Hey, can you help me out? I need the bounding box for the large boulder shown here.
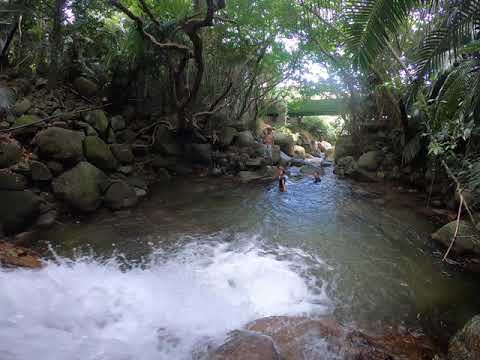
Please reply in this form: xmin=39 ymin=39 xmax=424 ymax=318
xmin=235 ymin=131 xmax=255 ymax=147
xmin=449 ymin=315 xmax=480 ymax=360
xmin=104 ymin=181 xmax=138 ymax=210
xmin=431 ymin=221 xmax=480 ymax=255
xmin=83 ymin=136 xmax=118 ymax=171
xmin=110 ymin=144 xmax=134 ymax=164
xmin=0 ymin=170 xmax=28 ymax=190
xmin=82 ymin=110 xmax=109 ymax=136
xmin=52 ymin=162 xmax=107 ymax=212
xmin=35 ymin=127 xmax=85 ymax=163
xmin=219 ymin=127 xmax=238 ymax=146
xmin=0 ymin=138 xmax=23 ymax=168
xmin=208 ymin=331 xmax=280 ymax=360
xmin=152 ymin=126 xmax=181 ymax=156
xmin=271 ymin=145 xmax=281 ymax=164
xmin=274 ymin=132 xmax=294 ymax=156
xmin=334 ymin=135 xmax=356 ymax=160
xmin=293 ymin=145 xmax=306 ymax=159
xmin=0 ymin=190 xmax=40 ymax=233
xmin=358 ymin=150 xmax=382 ymax=171
xmin=73 ymin=77 xmax=98 ymax=98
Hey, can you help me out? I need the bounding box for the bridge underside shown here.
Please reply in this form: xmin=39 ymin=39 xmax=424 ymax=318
xmin=267 ymin=99 xmax=347 ymax=117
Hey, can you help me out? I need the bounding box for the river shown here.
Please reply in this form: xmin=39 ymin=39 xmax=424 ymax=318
xmin=1 ymin=169 xmax=479 ymax=359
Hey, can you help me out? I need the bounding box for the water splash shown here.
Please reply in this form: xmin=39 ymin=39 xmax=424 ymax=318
xmin=0 ymin=239 xmax=329 ymax=360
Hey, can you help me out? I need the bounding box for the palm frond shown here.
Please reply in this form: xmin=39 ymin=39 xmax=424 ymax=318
xmin=345 ymin=0 xmax=419 ymax=71
xmin=402 ymin=133 xmax=422 ymax=164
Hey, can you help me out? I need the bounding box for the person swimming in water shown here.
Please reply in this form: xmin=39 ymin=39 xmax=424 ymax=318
xmin=278 ymin=168 xmax=287 ymax=192
xmin=314 ymin=171 xmax=321 ymax=183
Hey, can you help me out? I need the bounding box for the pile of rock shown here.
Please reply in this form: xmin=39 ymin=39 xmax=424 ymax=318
xmin=0 ymin=78 xmax=150 ymax=236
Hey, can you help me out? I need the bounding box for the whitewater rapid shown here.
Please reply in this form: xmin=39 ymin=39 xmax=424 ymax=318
xmin=0 ymin=238 xmax=330 ymax=360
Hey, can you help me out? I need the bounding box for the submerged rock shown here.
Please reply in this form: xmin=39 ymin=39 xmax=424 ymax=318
xmin=431 ymin=221 xmax=480 ymax=255
xmin=52 ymin=162 xmax=107 ymax=212
xmin=245 ymin=316 xmax=438 ymax=360
xmin=0 ymin=240 xmax=43 ymax=268
xmin=35 ymin=127 xmax=85 ymax=163
xmin=208 ymin=330 xmax=280 ymax=360
xmin=449 ymin=315 xmax=480 ymax=360
xmin=104 ymin=181 xmax=138 ymax=210
xmin=0 ymin=190 xmax=40 ymax=233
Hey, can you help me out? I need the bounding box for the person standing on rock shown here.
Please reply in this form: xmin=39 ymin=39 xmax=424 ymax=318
xmin=263 ymin=127 xmax=274 ymax=160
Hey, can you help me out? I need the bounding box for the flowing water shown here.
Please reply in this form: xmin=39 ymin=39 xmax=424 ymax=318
xmin=1 ymin=169 xmax=480 ymax=359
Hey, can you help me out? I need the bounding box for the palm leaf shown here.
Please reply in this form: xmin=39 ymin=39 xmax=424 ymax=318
xmin=345 ymin=0 xmax=419 ymax=71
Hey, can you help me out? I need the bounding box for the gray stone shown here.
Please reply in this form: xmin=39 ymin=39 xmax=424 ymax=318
xmin=0 ymin=190 xmax=40 ymax=233
xmin=52 ymin=162 xmax=107 ymax=212
xmin=0 ymin=85 xmax=16 ymax=112
xmin=110 ymin=144 xmax=134 ymax=164
xmin=235 ymin=130 xmax=255 ymax=147
xmin=83 ymin=110 xmax=109 ymax=136
xmin=449 ymin=315 xmax=480 ymax=360
xmin=74 ymin=77 xmax=98 ymax=98
xmin=35 ymin=127 xmax=85 ymax=163
xmin=104 ymin=181 xmax=138 ymax=210
xmin=358 ymin=151 xmax=381 ymax=171
xmin=219 ymin=127 xmax=238 ymax=146
xmin=0 ymin=170 xmax=28 ymax=190
xmin=246 ymin=158 xmax=263 ymax=168
xmin=110 ymin=115 xmax=126 ymax=131
xmin=0 ymin=139 xmax=23 ymax=168
xmin=13 ymin=98 xmax=32 ymax=115
xmin=83 ymin=136 xmax=118 ymax=171
xmin=275 ymin=132 xmax=295 ymax=156
xmin=293 ymin=145 xmax=306 ymax=159
xmin=30 ymin=161 xmax=52 ymax=181
xmin=432 ymin=221 xmax=480 ymax=255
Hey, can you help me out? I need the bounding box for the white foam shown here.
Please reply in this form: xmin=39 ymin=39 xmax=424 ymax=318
xmin=0 ymin=240 xmax=329 ymax=360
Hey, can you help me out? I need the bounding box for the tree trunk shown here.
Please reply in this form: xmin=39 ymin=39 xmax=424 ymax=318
xmin=48 ymin=0 xmax=66 ymax=90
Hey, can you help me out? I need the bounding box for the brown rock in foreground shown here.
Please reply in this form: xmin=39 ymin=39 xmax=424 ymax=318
xmin=244 ymin=316 xmax=440 ymax=360
xmin=209 ymin=330 xmax=281 ymax=360
xmin=0 ymin=240 xmax=43 ymax=268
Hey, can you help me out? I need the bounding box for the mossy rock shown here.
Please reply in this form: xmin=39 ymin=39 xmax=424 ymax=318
xmin=83 ymin=136 xmax=118 ymax=171
xmin=431 ymin=220 xmax=480 ymax=255
xmin=12 ymin=115 xmax=42 ymax=137
xmin=83 ymin=110 xmax=109 ymax=136
xmin=52 ymin=162 xmax=107 ymax=212
xmin=104 ymin=181 xmax=138 ymax=210
xmin=0 ymin=170 xmax=28 ymax=190
xmin=0 ymin=139 xmax=23 ymax=168
xmin=74 ymin=77 xmax=98 ymax=98
xmin=35 ymin=127 xmax=85 ymax=163
xmin=110 ymin=144 xmax=134 ymax=164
